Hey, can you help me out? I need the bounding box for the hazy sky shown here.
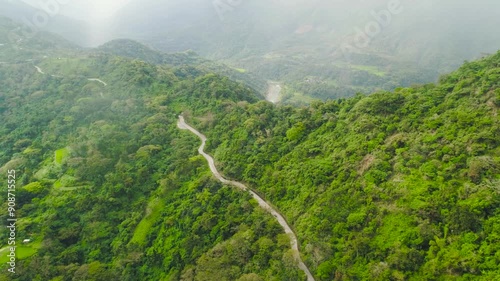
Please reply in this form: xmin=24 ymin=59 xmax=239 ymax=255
xmin=21 ymin=0 xmax=132 ymax=20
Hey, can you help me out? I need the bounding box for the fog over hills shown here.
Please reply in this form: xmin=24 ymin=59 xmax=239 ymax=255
xmin=0 ymin=0 xmax=90 ymax=44
xmin=2 ymin=0 xmax=500 ymax=100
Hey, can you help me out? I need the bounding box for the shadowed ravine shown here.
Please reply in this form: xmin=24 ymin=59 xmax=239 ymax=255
xmin=177 ymin=115 xmax=315 ymax=281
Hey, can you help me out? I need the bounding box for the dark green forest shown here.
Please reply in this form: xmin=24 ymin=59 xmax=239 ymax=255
xmin=0 ymin=16 xmax=500 ymax=281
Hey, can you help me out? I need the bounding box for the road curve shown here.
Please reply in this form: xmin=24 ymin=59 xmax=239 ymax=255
xmin=33 ymin=65 xmax=108 ymax=87
xmin=34 ymin=65 xmax=45 ymax=74
xmin=88 ymin=78 xmax=108 ymax=86
xmin=177 ymin=115 xmax=315 ymax=281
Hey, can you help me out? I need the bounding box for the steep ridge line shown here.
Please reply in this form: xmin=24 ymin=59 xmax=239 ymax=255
xmin=177 ymin=115 xmax=315 ymax=281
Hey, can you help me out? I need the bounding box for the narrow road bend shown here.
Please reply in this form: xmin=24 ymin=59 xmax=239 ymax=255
xmin=177 ymin=115 xmax=315 ymax=281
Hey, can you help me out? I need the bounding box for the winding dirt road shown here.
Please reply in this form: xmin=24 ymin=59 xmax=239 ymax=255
xmin=177 ymin=115 xmax=315 ymax=281
xmin=34 ymin=65 xmax=45 ymax=74
xmin=33 ymin=66 xmax=108 ymax=86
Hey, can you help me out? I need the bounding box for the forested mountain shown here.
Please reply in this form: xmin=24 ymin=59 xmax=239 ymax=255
xmin=3 ymin=1 xmax=499 ymax=101
xmin=199 ymin=54 xmax=500 ymax=279
xmin=100 ymin=0 xmax=500 ymax=101
xmin=0 ymin=17 xmax=303 ymax=281
xmin=0 ymin=16 xmax=77 ymax=62
xmin=1 ymin=16 xmax=500 ymax=281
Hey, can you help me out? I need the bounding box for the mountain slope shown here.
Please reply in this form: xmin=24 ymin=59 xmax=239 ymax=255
xmin=95 ymin=39 xmax=268 ymax=94
xmin=193 ymin=52 xmax=500 ymax=280
xmin=0 ymin=21 xmax=308 ymax=281
xmin=0 ymin=0 xmax=90 ymax=46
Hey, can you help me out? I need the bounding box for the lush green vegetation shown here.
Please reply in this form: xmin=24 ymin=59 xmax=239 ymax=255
xmin=1 ymin=16 xmax=499 ymax=281
xmin=96 ymin=39 xmax=267 ymax=95
xmin=196 ymin=52 xmax=500 ymax=280
xmin=0 ymin=18 xmax=300 ymax=280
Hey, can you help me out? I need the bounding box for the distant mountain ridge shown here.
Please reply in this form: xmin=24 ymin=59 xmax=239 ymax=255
xmin=95 ymin=38 xmax=267 ymax=94
xmin=2 ymin=1 xmax=499 ymax=102
xmin=0 ymin=0 xmax=92 ymax=46
xmin=102 ymin=0 xmax=500 ymax=101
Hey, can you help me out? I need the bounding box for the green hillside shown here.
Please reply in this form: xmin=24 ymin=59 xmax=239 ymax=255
xmin=0 ymin=20 xmax=300 ymax=280
xmin=199 ymin=52 xmax=500 ymax=280
xmin=0 ymin=17 xmax=499 ymax=281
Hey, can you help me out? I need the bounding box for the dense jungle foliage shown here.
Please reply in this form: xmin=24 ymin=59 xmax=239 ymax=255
xmin=0 ymin=18 xmax=302 ymax=280
xmin=197 ymin=52 xmax=500 ymax=280
xmin=1 ymin=16 xmax=500 ymax=281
